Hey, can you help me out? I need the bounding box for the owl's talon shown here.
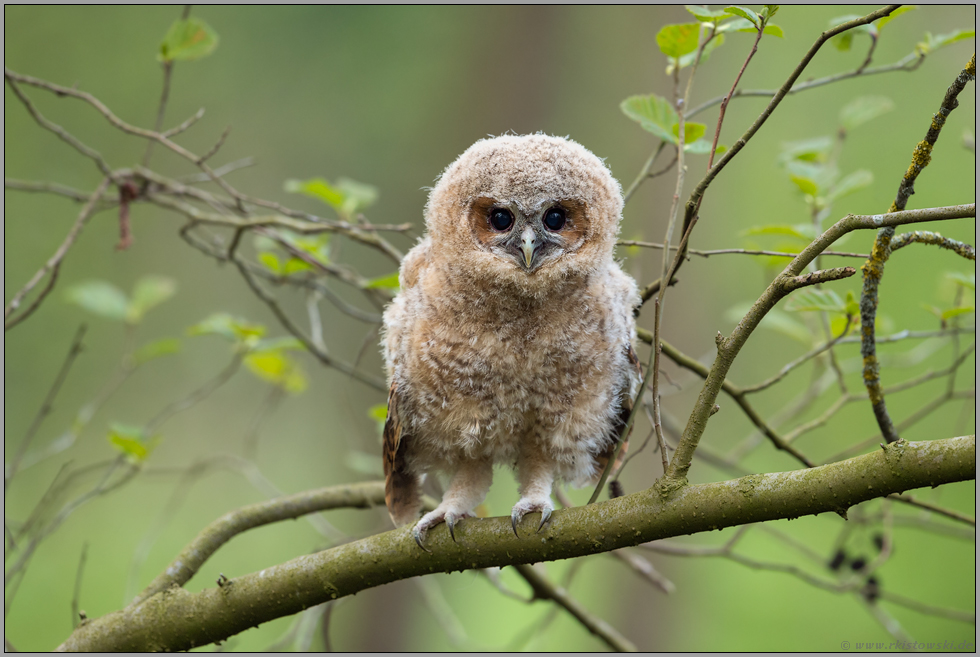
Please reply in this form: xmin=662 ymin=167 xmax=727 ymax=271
xmin=412 ymin=525 xmax=432 ymax=553
xmin=511 ymin=512 xmax=521 ymax=538
xmin=446 ymin=513 xmax=458 ymax=542
xmin=536 ymin=507 xmax=552 ymax=533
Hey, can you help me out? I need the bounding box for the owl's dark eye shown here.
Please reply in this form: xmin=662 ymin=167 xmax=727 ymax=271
xmin=489 ymin=208 xmax=514 ymax=231
xmin=543 ymin=206 xmax=566 ymax=231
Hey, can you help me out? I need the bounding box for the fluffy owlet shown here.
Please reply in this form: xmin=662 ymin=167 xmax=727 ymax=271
xmin=381 ymin=134 xmax=640 ymax=547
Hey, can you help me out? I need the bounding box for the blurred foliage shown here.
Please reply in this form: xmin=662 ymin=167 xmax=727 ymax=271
xmin=4 ymin=5 xmax=975 ymax=652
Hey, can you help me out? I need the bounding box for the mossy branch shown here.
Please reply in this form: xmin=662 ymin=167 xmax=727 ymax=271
xmin=859 ymin=53 xmax=975 ymax=445
xmin=58 ymin=435 xmax=974 ymax=652
xmin=664 ymin=203 xmax=974 ymax=482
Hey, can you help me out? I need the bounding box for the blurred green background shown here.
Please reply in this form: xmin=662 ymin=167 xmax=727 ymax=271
xmin=5 ymin=5 xmax=975 ymax=651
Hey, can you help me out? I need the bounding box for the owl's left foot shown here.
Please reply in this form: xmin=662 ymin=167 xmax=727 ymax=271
xmin=412 ymin=508 xmax=474 ymax=551
xmin=510 ymin=497 xmax=554 ymax=537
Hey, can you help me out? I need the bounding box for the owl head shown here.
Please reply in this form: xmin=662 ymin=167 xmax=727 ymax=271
xmin=424 ymin=134 xmax=624 ymax=296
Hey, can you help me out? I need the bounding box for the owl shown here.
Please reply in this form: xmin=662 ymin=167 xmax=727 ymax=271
xmin=381 ymin=134 xmax=640 ymax=548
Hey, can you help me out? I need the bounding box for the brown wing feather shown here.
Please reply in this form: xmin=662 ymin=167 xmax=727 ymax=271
xmin=594 ymin=343 xmax=641 ymax=479
xmin=383 ymin=381 xmax=422 ymax=526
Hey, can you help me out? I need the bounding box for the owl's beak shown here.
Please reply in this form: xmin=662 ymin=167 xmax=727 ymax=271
xmin=520 ymin=225 xmax=537 ymax=269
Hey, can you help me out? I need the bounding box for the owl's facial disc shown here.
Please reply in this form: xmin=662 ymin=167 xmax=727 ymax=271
xmin=469 ymin=197 xmax=588 ymax=274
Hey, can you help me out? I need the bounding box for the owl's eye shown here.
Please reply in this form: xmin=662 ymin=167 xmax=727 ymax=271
xmin=489 ymin=208 xmax=515 ymax=231
xmin=543 ymin=206 xmax=566 ymax=231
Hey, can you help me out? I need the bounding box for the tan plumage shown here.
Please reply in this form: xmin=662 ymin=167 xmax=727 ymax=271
xmin=382 ymin=134 xmax=640 ymax=545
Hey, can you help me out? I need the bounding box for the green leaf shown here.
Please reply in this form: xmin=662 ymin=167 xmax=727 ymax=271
xmin=333 ymin=178 xmax=379 ymax=216
xmin=829 ymin=314 xmax=856 ymax=337
xmin=244 ymin=349 xmax=307 ymax=393
xmin=65 ymin=281 xmax=130 ymax=321
xmin=134 ymin=338 xmax=181 ymax=365
xmin=656 ymin=23 xmax=702 ymax=58
xmin=188 ymin=313 xmax=266 ymax=343
xmin=259 ymin=252 xmax=281 ymax=274
xmin=724 ymin=6 xmax=759 ymax=27
xmin=845 ymin=290 xmax=860 ymax=317
xmin=839 ymin=96 xmax=894 ymax=131
xmin=919 ymin=29 xmax=975 ymax=54
xmin=108 ymin=424 xmax=159 ymax=462
xmin=621 ymin=94 xmax=679 ymax=143
xmin=285 ymin=177 xmax=377 ymax=216
xmin=743 ymin=224 xmax=816 ymax=241
xmin=673 ymin=121 xmax=706 ymax=144
xmin=785 ymin=289 xmax=847 ymax=314
xmin=727 ymin=305 xmax=812 ymax=344
xmin=128 ymin=275 xmax=176 ymax=323
xmin=941 ymin=306 xmax=975 ymax=321
xmin=673 ymin=33 xmax=726 ymax=72
xmin=282 ymin=258 xmax=313 ymax=275
xmin=762 ymin=5 xmax=780 ymax=21
xmin=946 ymin=272 xmax=975 ymax=291
xmin=779 ymin=137 xmax=833 ymax=164
xmin=365 ymin=271 xmax=401 ymax=291
xmin=683 ymin=139 xmax=714 ymax=154
xmin=285 ymin=178 xmax=344 ymax=208
xmin=368 ymin=403 xmax=388 ymax=436
xmin=761 ymin=24 xmax=783 ymax=37
xmin=789 ymin=175 xmax=818 ymax=196
xmin=158 ymin=18 xmax=219 ymax=63
xmin=828 ymin=15 xmax=877 ymax=51
xmin=875 ymin=5 xmax=916 ymax=30
xmin=685 ymin=5 xmax=729 ymax=21
xmin=828 ymin=170 xmax=873 ymax=202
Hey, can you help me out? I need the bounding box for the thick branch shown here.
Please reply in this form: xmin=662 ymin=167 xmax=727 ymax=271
xmin=58 ymin=436 xmax=975 ymax=651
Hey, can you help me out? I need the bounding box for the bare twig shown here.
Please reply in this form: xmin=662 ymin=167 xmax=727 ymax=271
xmin=5 ymin=325 xmax=86 ymax=493
xmin=71 ymin=543 xmax=89 ymax=629
xmin=5 ymin=178 xmax=112 ymax=329
xmin=617 ymin=240 xmax=868 ymax=259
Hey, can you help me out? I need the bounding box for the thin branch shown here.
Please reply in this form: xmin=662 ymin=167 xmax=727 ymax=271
xmin=143 ymin=354 xmax=243 ymax=435
xmin=5 ymin=325 xmax=87 ymax=492
xmin=617 ymin=240 xmax=868 ymax=259
xmin=707 ymin=19 xmax=764 ymax=171
xmin=5 ymin=178 xmax=112 ymax=329
xmin=70 ymin=543 xmax=89 ymax=629
xmin=514 ymin=563 xmax=637 ymax=652
xmin=685 ymin=50 xmax=926 ymax=119
xmin=887 ymin=493 xmax=975 ymax=527
xmin=889 ymin=230 xmax=976 ymax=260
xmin=4 ymin=74 xmax=114 ymax=178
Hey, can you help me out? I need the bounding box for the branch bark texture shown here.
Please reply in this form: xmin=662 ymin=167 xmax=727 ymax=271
xmin=58 ymin=435 xmax=975 ymax=651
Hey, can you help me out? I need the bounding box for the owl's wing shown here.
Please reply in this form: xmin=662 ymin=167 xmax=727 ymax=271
xmin=594 ymin=343 xmax=642 ymax=479
xmin=383 ymin=381 xmax=421 ymax=526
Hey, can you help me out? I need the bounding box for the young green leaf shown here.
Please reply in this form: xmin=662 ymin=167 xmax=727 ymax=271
xmin=875 ymin=5 xmax=916 ymax=30
xmin=282 ymin=258 xmax=313 ymax=275
xmin=621 ymin=94 xmax=679 ymax=143
xmin=779 ymin=137 xmax=833 ymax=164
xmin=188 ymin=313 xmax=266 ymax=343
xmin=258 ymin=252 xmax=282 ymax=274
xmin=724 ymin=6 xmax=760 ymax=28
xmin=683 ymin=139 xmax=715 ymax=154
xmin=685 ymin=5 xmax=729 ymax=22
xmin=365 ymin=271 xmax=401 ymax=291
xmin=134 ymin=338 xmax=181 ymax=365
xmin=672 ymin=122 xmax=707 ymax=144
xmin=918 ymin=29 xmax=976 ymax=54
xmin=333 ymin=178 xmax=379 ymax=215
xmin=789 ymin=175 xmax=818 ymax=196
xmin=785 ymin=289 xmax=847 ymax=314
xmin=839 ymin=96 xmax=894 ymax=131
xmin=368 ymin=403 xmax=388 ymax=435
xmin=108 ymin=424 xmax=160 ymax=463
xmin=727 ymin=305 xmax=813 ymax=344
xmin=128 ymin=275 xmax=176 ymax=323
xmin=672 ymin=33 xmax=726 ymax=72
xmin=244 ymin=349 xmax=307 ymax=393
xmin=946 ymin=272 xmax=975 ymax=291
xmin=65 ymin=281 xmax=130 ymax=321
xmin=158 ymin=18 xmax=219 ymax=63
xmin=845 ymin=291 xmax=861 ymax=317
xmin=743 ymin=224 xmax=816 ymax=241
xmin=828 ymin=170 xmax=873 ymax=202
xmin=285 ymin=178 xmax=344 ymax=208
xmin=253 ymin=336 xmax=306 ymax=352
xmin=656 ymin=23 xmax=702 ymax=58
xmin=941 ymin=306 xmax=975 ymax=321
